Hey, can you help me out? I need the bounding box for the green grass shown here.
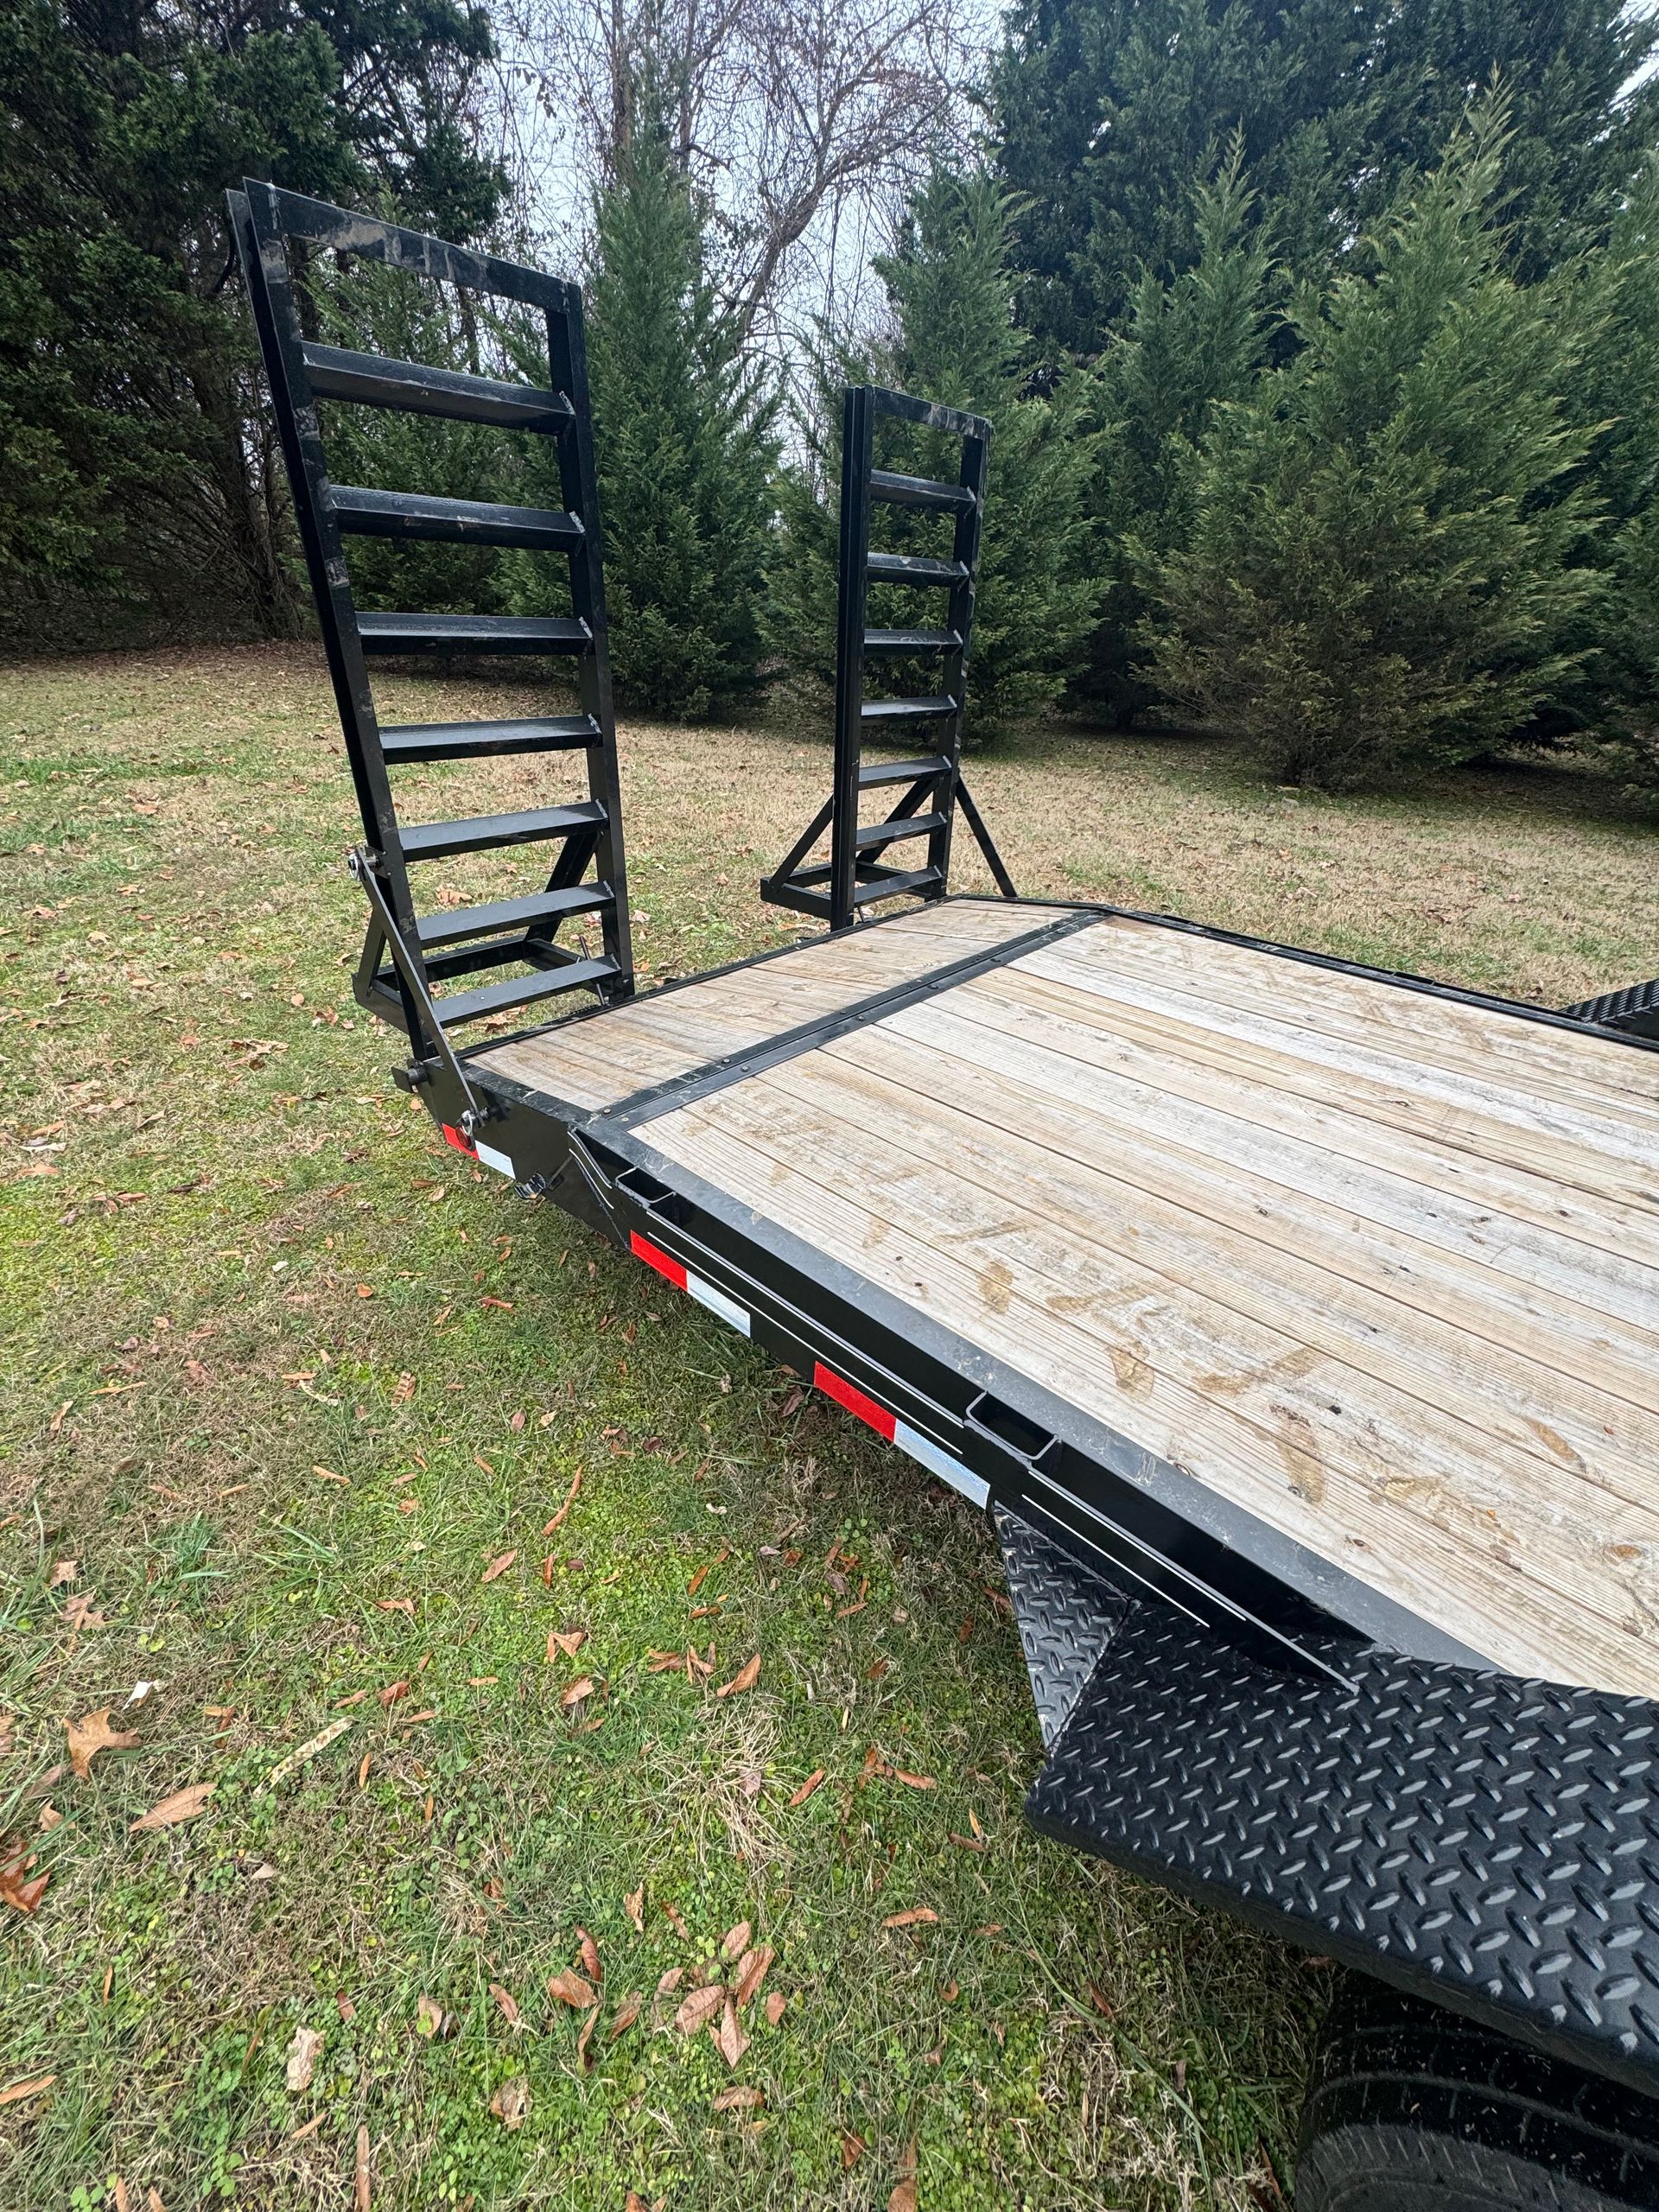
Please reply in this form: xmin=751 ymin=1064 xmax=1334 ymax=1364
xmin=4 ymin=645 xmax=1654 ymax=2211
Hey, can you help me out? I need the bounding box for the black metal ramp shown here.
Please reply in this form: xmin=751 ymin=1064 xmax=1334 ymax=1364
xmin=1564 ymin=976 xmax=1659 ymax=1039
xmin=996 ymin=1509 xmax=1659 ymax=2098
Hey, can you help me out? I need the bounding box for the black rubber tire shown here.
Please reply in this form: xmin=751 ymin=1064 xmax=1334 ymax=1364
xmin=1296 ymin=1977 xmax=1659 ymax=2212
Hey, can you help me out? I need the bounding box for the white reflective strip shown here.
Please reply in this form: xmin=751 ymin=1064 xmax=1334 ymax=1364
xmin=474 ymin=1140 xmax=515 ymax=1178
xmin=687 ymin=1272 xmax=751 ymax=1338
xmin=894 ymin=1418 xmax=988 ymax=1507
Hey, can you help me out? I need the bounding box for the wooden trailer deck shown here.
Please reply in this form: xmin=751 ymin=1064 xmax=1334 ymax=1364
xmin=481 ymin=898 xmax=1659 ymax=1703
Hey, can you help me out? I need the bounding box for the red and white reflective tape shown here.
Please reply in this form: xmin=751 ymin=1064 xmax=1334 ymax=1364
xmin=441 ymin=1122 xmax=515 ymax=1179
xmin=630 ymin=1231 xmax=751 ymax=1338
xmin=812 ymin=1362 xmax=988 ymax=1508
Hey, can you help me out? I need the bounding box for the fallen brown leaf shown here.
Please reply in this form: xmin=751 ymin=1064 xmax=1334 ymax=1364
xmin=547 ymin=1629 xmax=586 ymax=1661
xmin=542 ymin=1469 xmax=581 ymax=1534
xmin=48 ymin=1559 xmax=77 ymax=1589
xmin=787 ymin=1769 xmax=824 ymax=1808
xmin=576 ymin=2003 xmax=601 ymax=2070
xmin=624 ymin=1882 xmax=645 ymax=1934
xmin=891 ymin=1771 xmax=936 ymax=1790
xmin=720 ymin=1920 xmax=752 ymax=1963
xmin=284 ymin=2025 xmax=324 ymax=2093
xmin=575 ymin=1927 xmax=602 ymax=1984
xmin=559 ymin=1676 xmax=596 ymax=1713
xmin=490 ymin=1983 xmax=522 ymax=2029
xmin=656 ymin=1967 xmax=684 ymax=1997
xmin=354 ymin=2122 xmax=371 ymax=2211
xmin=714 ymin=2085 xmax=764 ymax=2112
xmin=64 ymin=1707 xmax=141 ymax=1781
xmin=715 ymin=1654 xmax=760 ymax=1699
xmin=480 ymin=1550 xmax=516 ymax=1585
xmin=889 ymin=2181 xmax=918 ymax=2212
xmin=1086 ymin=1981 xmax=1115 ymax=2018
xmin=490 ymin=2075 xmax=530 ymax=2129
xmin=765 ymin=1989 xmax=786 ymax=2026
xmin=672 ymin=1985 xmax=724 ymax=2034
xmin=661 ymin=1899 xmax=689 ymax=1938
xmin=882 ymin=1908 xmax=938 ymax=1929
xmin=415 ymin=1994 xmax=456 ymax=2040
xmin=841 ymin=2130 xmax=867 ymax=2169
xmin=0 ymin=1845 xmax=48 ymax=1916
xmin=547 ymin=1967 xmax=598 ymax=2009
xmin=734 ymin=1946 xmax=774 ymax=2009
xmin=0 ymin=2075 xmax=54 ymax=2107
xmin=608 ymin=1990 xmax=644 ymax=2040
xmin=710 ymin=1992 xmax=749 ymax=2069
xmin=130 ymin=1782 xmax=214 ymax=1832
xmin=392 ymin=1372 xmax=416 ymax=1402
xmin=378 ymin=1680 xmax=409 ymax=1708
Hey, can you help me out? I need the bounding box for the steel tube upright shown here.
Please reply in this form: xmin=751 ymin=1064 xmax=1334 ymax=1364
xmin=828 ymin=388 xmax=876 ymax=931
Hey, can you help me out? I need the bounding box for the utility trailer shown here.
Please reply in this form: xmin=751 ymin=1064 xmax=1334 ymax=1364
xmin=234 ymin=184 xmax=1659 ymax=2208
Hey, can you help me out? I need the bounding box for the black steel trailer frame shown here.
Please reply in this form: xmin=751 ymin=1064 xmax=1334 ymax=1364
xmin=236 ymin=184 xmax=1659 ymax=2203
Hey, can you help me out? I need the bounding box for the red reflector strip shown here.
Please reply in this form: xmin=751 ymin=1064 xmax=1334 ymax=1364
xmin=813 ymin=1362 xmax=896 ymax=1442
xmin=630 ymin=1230 xmax=688 ymax=1291
xmin=441 ymin=1122 xmax=476 ymax=1158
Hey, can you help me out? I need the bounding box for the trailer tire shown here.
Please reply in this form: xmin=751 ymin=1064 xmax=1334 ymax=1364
xmin=1296 ymin=1977 xmax=1659 ymax=2212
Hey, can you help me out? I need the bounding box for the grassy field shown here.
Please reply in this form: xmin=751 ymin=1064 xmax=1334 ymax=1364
xmin=3 ymin=644 xmax=1656 ymax=2212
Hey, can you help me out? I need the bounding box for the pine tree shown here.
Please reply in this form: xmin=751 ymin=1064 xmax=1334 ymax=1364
xmin=512 ymin=97 xmax=777 ymax=721
xmin=768 ymin=164 xmax=1100 ymax=735
xmin=0 ymin=0 xmax=503 ymax=639
xmin=1564 ymin=160 xmax=1659 ymax=790
xmin=1147 ymin=106 xmax=1605 ymax=789
xmin=989 ymin=0 xmax=1659 ymax=360
xmin=1084 ymin=138 xmax=1273 ymax=722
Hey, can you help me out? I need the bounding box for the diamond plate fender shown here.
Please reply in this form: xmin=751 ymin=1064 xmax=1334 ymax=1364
xmin=1024 ymin=1598 xmax=1659 ymax=2097
xmin=995 ymin=1505 xmax=1130 ymax=1746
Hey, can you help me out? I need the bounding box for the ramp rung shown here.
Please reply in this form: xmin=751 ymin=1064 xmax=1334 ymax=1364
xmin=380 ymin=717 xmax=598 ymax=764
xmin=855 ymin=811 xmax=947 ymax=850
xmin=331 ymin=485 xmax=582 ymax=551
xmin=861 ymin=696 xmax=957 ymax=723
xmin=864 ymin=627 xmax=961 ymax=654
xmin=399 ymin=800 xmax=606 ymax=861
xmin=301 ymin=341 xmax=572 ymax=431
xmin=858 ymin=755 xmax=952 ymax=789
xmin=869 ymin=468 xmax=975 ymax=515
xmin=430 ymin=956 xmax=618 ymax=1027
xmin=415 ymin=884 xmax=612 ymax=949
xmin=358 ymin=613 xmax=590 ymax=657
xmin=868 ymin=552 xmax=969 ymax=588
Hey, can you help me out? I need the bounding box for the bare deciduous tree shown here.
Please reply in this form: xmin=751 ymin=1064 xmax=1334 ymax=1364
xmin=492 ymin=0 xmax=973 ymax=352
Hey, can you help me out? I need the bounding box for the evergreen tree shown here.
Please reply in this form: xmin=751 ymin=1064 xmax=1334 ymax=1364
xmin=1562 ymin=161 xmax=1659 ymax=789
xmin=514 ymin=99 xmax=777 ymax=720
xmin=1147 ymin=109 xmax=1604 ymax=789
xmin=0 ymin=0 xmax=503 ymax=639
xmin=988 ymin=0 xmax=1659 ymax=361
xmin=768 ymin=164 xmax=1100 ymax=734
xmin=1084 ymin=138 xmax=1273 ymax=722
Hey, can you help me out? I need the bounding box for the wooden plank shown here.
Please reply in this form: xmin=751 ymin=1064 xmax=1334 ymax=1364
xmin=479 ymin=897 xmax=1037 ymax=1103
xmin=1058 ymin=918 xmax=1659 ymax=1126
xmin=1012 ymin=944 xmax=1656 ymax=1211
xmin=829 ymin=1017 xmax=1659 ymax=1471
xmin=647 ymin=1092 xmax=1659 ymax=1699
xmin=919 ymin=973 xmax=1659 ymax=1338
